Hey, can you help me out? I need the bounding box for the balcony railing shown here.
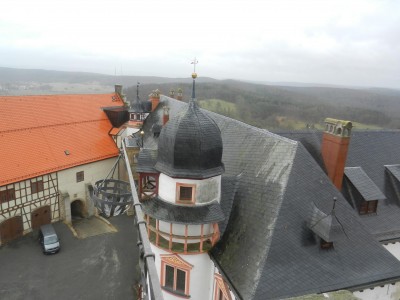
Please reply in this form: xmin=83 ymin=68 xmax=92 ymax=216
xmin=122 ymin=140 xmax=164 ymax=300
xmin=146 ymin=216 xmax=215 ymax=254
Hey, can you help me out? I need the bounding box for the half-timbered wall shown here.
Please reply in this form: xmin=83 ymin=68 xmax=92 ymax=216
xmin=0 ymin=173 xmax=60 ymax=235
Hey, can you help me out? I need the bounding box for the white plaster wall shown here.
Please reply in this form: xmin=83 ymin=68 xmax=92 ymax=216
xmin=126 ymin=127 xmax=140 ymax=137
xmin=57 ymin=158 xmax=116 ymax=204
xmin=152 ymin=245 xmax=215 ymax=300
xmin=158 ymin=173 xmax=221 ymax=204
xmin=353 ymin=282 xmax=400 ymax=300
xmin=384 ymin=242 xmax=400 ymax=261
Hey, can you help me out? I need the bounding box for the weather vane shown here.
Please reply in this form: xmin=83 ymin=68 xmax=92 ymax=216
xmin=191 ymin=57 xmax=198 ymax=73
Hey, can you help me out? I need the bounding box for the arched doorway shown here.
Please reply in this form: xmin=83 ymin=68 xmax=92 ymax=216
xmin=31 ymin=206 xmax=51 ymax=229
xmin=71 ymin=200 xmax=85 ymax=219
xmin=0 ymin=216 xmax=23 ymax=244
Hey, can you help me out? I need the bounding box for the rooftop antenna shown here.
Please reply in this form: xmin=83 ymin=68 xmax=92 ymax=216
xmin=190 ymin=57 xmax=198 ymax=100
xmin=137 ymin=81 xmax=140 ymax=100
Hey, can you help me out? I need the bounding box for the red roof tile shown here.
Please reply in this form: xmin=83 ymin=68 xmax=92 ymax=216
xmin=0 ymin=93 xmax=124 ymax=186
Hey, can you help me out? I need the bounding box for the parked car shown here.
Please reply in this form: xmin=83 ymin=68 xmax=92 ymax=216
xmin=38 ymin=224 xmax=60 ymax=254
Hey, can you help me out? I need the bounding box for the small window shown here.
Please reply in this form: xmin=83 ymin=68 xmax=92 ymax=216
xmin=320 ymin=238 xmax=334 ymax=250
xmin=176 ymin=183 xmax=196 ymax=204
xmin=0 ymin=188 xmax=15 ymax=203
xmin=130 ymin=113 xmax=135 ymax=121
xmin=31 ymin=180 xmax=44 ymax=194
xmin=359 ymin=200 xmax=378 ymax=215
xmin=76 ymin=171 xmax=84 ymax=183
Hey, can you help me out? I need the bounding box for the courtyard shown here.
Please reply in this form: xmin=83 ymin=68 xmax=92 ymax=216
xmin=0 ymin=214 xmax=139 ymax=300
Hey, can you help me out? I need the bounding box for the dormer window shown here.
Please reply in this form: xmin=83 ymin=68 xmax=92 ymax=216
xmin=359 ymin=200 xmax=378 ymax=215
xmin=320 ymin=238 xmax=334 ymax=250
xmin=344 ymin=167 xmax=385 ymax=216
xmin=176 ymin=183 xmax=196 ymax=204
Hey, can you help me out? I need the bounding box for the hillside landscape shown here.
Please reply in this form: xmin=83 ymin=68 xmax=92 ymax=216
xmin=2 ymin=67 xmax=400 ymax=130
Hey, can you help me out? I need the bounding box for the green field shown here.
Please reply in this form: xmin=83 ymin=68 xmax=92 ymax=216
xmin=199 ymin=99 xmax=238 ymax=119
xmin=199 ymin=99 xmax=382 ymax=131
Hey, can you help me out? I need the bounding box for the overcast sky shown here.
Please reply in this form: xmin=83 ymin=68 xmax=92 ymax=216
xmin=1 ymin=0 xmax=399 ymax=88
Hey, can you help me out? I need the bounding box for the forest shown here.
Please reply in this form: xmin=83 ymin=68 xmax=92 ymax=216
xmin=125 ymin=80 xmax=400 ymax=130
xmin=2 ymin=67 xmax=399 ymax=130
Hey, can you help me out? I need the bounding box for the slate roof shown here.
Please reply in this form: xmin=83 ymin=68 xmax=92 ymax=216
xmin=154 ymin=99 xmax=225 ymax=179
xmin=278 ymin=130 xmax=400 ymax=241
xmin=137 ymin=149 xmax=158 ymax=173
xmin=385 ymin=164 xmax=400 ymax=182
xmin=0 ymin=93 xmax=122 ymax=186
xmin=129 ymin=95 xmax=147 ymax=113
xmin=139 ymin=98 xmax=400 ymax=299
xmin=141 ymin=196 xmax=225 ymax=225
xmin=344 ymin=167 xmax=386 ymax=201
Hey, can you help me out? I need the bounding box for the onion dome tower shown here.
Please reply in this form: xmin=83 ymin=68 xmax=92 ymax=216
xmin=141 ymin=60 xmax=226 ymax=299
xmin=154 ymin=79 xmax=224 ymax=179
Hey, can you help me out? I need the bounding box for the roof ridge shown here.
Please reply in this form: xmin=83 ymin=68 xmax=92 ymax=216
xmin=0 ymin=92 xmax=117 ymax=99
xmin=0 ymin=119 xmax=108 ymax=134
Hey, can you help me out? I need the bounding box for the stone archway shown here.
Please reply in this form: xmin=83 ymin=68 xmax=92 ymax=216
xmin=0 ymin=216 xmax=23 ymax=244
xmin=31 ymin=206 xmax=51 ymax=229
xmin=71 ymin=199 xmax=86 ymax=219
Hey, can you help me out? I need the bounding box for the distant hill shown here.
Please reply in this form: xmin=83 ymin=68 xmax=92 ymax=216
xmin=0 ymin=67 xmax=216 ymax=94
xmin=2 ymin=66 xmax=400 ymax=130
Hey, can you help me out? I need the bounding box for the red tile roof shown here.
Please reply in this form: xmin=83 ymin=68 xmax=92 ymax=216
xmin=0 ymin=93 xmax=124 ymax=186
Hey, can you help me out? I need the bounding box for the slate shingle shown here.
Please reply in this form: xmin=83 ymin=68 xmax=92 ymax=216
xmin=344 ymin=167 xmax=386 ymax=201
xmin=140 ymin=98 xmax=400 ymax=299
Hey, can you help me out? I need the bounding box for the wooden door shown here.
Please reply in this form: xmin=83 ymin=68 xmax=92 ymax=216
xmin=0 ymin=216 xmax=23 ymax=244
xmin=31 ymin=205 xmax=51 ymax=229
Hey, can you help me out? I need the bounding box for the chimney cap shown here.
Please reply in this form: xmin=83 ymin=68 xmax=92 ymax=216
xmin=324 ymin=118 xmax=352 ymax=129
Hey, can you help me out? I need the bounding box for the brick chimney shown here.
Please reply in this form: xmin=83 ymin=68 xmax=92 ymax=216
xmin=163 ymin=106 xmax=170 ymax=125
xmin=176 ymin=88 xmax=183 ymax=101
xmin=149 ymin=89 xmax=161 ymax=112
xmin=321 ymin=118 xmax=353 ymax=190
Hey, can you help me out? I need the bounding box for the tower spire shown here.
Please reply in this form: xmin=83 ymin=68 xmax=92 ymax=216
xmin=191 ymin=58 xmax=198 ymax=100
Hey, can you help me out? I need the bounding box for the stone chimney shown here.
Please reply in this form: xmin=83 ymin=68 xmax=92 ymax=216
xmin=114 ymin=84 xmax=128 ymax=105
xmin=321 ymin=118 xmax=353 ymax=190
xmin=163 ymin=106 xmax=170 ymax=125
xmin=176 ymin=88 xmax=183 ymax=101
xmin=149 ymin=89 xmax=161 ymax=112
xmin=115 ymin=84 xmax=122 ymax=95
